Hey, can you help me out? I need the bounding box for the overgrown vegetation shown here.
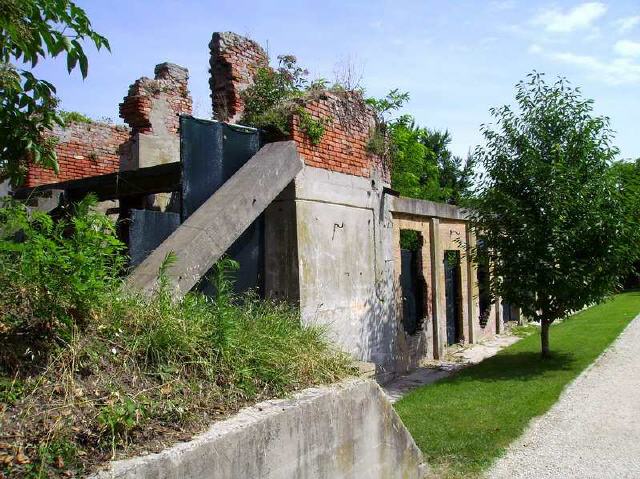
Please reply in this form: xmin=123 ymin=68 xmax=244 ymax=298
xmin=240 ymin=54 xmax=331 ymax=143
xmin=0 ymin=0 xmax=109 ymax=185
xmin=610 ymin=157 xmax=640 ymax=288
xmin=396 ymin=292 xmax=640 ymax=478
xmin=0 ymin=197 xmax=353 ymax=478
xmin=58 ymin=110 xmax=92 ymax=126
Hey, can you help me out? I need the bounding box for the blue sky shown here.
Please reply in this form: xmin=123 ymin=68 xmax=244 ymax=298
xmin=32 ymin=1 xmax=640 ymax=159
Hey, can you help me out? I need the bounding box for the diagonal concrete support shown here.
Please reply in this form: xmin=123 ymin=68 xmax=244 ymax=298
xmin=127 ymin=141 xmax=303 ymax=297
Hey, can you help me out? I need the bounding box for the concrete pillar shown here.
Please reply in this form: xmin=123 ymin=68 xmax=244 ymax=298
xmin=495 ymin=299 xmax=504 ymax=334
xmin=429 ymin=217 xmax=445 ymax=359
xmin=465 ymin=227 xmax=477 ymax=344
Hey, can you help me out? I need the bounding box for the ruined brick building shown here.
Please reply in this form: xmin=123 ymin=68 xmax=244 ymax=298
xmin=13 ymin=32 xmax=514 ymax=379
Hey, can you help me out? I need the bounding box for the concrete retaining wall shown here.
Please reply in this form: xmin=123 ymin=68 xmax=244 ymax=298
xmin=91 ymin=379 xmax=426 ymax=479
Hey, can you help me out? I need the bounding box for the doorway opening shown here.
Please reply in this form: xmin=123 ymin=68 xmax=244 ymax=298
xmin=444 ymin=250 xmax=463 ymax=345
xmin=399 ymin=230 xmax=426 ymax=335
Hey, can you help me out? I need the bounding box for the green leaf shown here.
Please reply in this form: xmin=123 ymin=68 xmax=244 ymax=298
xmin=66 ymin=52 xmax=78 ymax=73
xmin=78 ymin=52 xmax=88 ymax=78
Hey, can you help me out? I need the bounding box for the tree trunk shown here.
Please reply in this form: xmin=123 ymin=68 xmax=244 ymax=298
xmin=541 ymin=318 xmax=551 ymax=358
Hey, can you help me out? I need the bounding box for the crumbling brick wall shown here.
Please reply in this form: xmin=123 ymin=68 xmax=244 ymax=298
xmin=291 ymin=92 xmax=387 ymax=182
xmin=209 ymin=32 xmax=268 ymax=123
xmin=209 ymin=32 xmax=387 ymax=183
xmin=119 ymin=63 xmax=192 ymax=170
xmin=119 ymin=63 xmax=192 ymax=136
xmin=23 ymin=62 xmax=192 ymax=187
xmin=26 ymin=122 xmax=130 ymax=187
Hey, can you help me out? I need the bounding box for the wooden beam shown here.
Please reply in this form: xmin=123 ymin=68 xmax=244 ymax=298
xmin=13 ymin=162 xmax=181 ymax=202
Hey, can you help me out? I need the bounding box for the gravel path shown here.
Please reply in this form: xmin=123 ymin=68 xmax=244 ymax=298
xmin=487 ymin=315 xmax=640 ymax=479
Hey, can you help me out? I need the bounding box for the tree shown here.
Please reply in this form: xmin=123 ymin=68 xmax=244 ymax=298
xmin=389 ymin=119 xmax=475 ymax=205
xmin=470 ymin=73 xmax=638 ymax=357
xmin=0 ymin=0 xmax=109 ymax=185
xmin=388 ymin=116 xmax=441 ymax=201
xmin=610 ymin=158 xmax=640 ymax=288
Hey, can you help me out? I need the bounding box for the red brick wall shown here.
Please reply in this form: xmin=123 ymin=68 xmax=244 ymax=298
xmin=26 ymin=122 xmax=130 ymax=187
xmin=291 ymin=91 xmax=388 ymax=182
xmin=209 ymin=32 xmax=268 ymax=123
xmin=25 ymin=62 xmax=192 ymax=187
xmin=208 ymin=32 xmax=386 ymax=182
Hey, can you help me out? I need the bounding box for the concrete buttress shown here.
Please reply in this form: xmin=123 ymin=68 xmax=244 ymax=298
xmin=126 ymin=141 xmax=303 ymax=297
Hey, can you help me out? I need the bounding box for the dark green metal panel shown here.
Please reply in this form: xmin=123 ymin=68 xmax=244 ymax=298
xmin=400 ymin=249 xmax=423 ymax=336
xmin=179 ymin=116 xmax=264 ymax=295
xmin=129 ymin=209 xmax=181 ymax=267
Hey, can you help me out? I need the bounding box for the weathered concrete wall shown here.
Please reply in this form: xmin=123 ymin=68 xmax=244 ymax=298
xmin=275 ymin=166 xmax=401 ymax=379
xmin=91 ymin=379 xmax=426 ymax=479
xmin=265 ymin=166 xmax=496 ymax=377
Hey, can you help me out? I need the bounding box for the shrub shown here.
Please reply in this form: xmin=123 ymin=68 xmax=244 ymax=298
xmin=58 ymin=110 xmax=93 ymax=125
xmin=0 ymin=195 xmax=125 ymax=366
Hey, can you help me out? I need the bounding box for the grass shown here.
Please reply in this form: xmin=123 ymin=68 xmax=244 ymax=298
xmin=1 ymin=283 xmax=354 ymax=478
xmin=394 ymin=291 xmax=640 ymax=478
xmin=0 ymin=197 xmax=354 ymax=478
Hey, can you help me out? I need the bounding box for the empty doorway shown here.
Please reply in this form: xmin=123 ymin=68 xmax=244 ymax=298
xmin=399 ymin=230 xmax=425 ymax=335
xmin=444 ymin=250 xmax=462 ymax=345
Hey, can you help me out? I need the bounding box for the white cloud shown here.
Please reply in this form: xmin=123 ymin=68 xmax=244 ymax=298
xmin=533 ymin=2 xmax=607 ymax=33
xmin=490 ymin=0 xmax=516 ymax=11
xmin=614 ymin=40 xmax=640 ymax=57
xmin=529 ymin=43 xmax=543 ymax=54
xmin=615 ymin=16 xmax=640 ymax=34
xmin=550 ymin=51 xmax=640 ymax=84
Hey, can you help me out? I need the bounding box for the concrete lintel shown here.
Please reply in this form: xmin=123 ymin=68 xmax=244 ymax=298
xmin=391 ymin=196 xmax=467 ymax=221
xmin=126 ymin=141 xmax=303 ymax=297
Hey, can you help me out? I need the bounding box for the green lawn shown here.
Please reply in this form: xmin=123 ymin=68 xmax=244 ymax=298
xmin=394 ymin=291 xmax=640 ymax=478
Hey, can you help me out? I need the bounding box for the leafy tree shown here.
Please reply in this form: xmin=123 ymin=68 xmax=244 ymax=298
xmin=0 ymin=0 xmax=109 ymax=185
xmin=423 ymin=129 xmax=475 ymax=205
xmin=470 ymin=73 xmax=638 ymax=357
xmin=610 ymin=158 xmax=640 ymax=288
xmin=389 ymin=116 xmax=441 ymax=201
xmin=387 ymin=117 xmax=475 ymax=205
xmin=368 ymin=90 xmax=475 ymax=206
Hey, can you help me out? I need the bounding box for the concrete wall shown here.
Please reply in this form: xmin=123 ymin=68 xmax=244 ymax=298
xmin=264 ymin=166 xmax=500 ymax=378
xmin=91 ymin=379 xmax=426 ymax=479
xmin=266 ymin=166 xmax=402 ymax=379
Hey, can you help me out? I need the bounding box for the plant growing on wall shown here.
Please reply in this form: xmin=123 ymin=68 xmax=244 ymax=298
xmin=240 ymin=55 xmax=332 ymax=144
xmin=470 ymin=72 xmax=639 ymax=357
xmin=0 ymin=0 xmax=110 ymax=185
